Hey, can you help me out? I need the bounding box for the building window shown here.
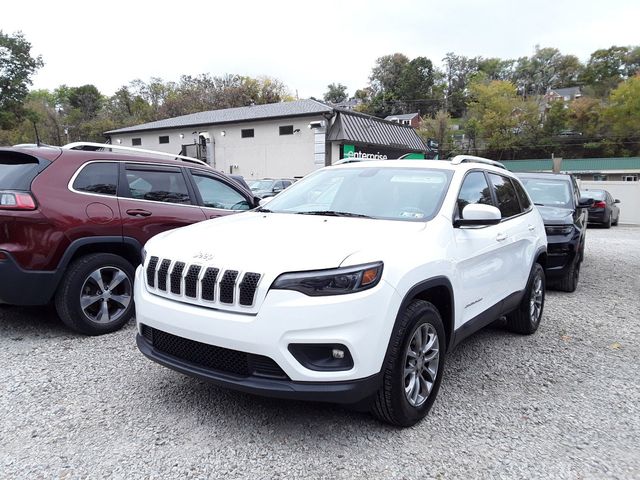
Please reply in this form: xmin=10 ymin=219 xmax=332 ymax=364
xmin=279 ymin=125 xmax=294 ymax=135
xmin=159 ymin=135 xmax=169 ymax=144
xmin=593 ymin=174 xmax=608 ymax=181
xmin=241 ymin=129 xmax=254 ymax=138
xmin=132 ymin=138 xmax=142 ymax=146
xmin=623 ymin=175 xmax=638 ymax=182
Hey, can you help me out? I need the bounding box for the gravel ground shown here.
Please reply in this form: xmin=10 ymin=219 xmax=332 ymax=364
xmin=1 ymin=226 xmax=639 ymax=479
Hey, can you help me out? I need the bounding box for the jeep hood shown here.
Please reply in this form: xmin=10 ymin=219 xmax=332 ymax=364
xmin=535 ymin=205 xmax=573 ymax=225
xmin=145 ymin=212 xmax=427 ymax=272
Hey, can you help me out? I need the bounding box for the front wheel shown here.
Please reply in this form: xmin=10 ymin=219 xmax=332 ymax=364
xmin=371 ymin=300 xmax=445 ymax=427
xmin=506 ymin=263 xmax=545 ymax=334
xmin=55 ymin=253 xmax=135 ymax=335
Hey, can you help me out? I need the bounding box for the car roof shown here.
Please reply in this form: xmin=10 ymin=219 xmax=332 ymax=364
xmin=329 ymin=159 xmax=517 ymax=177
xmin=5 ymin=145 xmax=213 ymax=170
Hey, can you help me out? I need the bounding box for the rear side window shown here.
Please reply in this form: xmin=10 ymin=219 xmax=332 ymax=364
xmin=0 ymin=151 xmax=50 ymax=190
xmin=512 ymin=178 xmax=532 ymax=211
xmin=124 ymin=166 xmax=191 ymax=204
xmin=457 ymin=171 xmax=493 ymax=217
xmin=72 ymin=162 xmax=118 ymax=196
xmin=488 ymin=173 xmax=521 ymax=218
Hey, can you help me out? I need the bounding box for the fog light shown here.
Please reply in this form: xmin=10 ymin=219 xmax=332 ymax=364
xmin=332 ymin=348 xmax=345 ymax=359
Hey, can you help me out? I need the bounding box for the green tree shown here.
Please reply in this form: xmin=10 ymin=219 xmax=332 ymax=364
xmin=323 ymin=83 xmax=348 ymax=103
xmin=0 ymin=31 xmax=44 ymax=129
xmin=580 ymin=46 xmax=636 ymax=96
xmin=419 ymin=110 xmax=452 ymax=156
xmin=68 ymin=84 xmax=103 ymax=120
xmin=604 ymin=74 xmax=640 ymax=140
xmin=369 ymin=53 xmax=409 ymax=94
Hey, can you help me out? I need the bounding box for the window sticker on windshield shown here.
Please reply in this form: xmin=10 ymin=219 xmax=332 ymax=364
xmin=399 ymin=210 xmax=425 ymax=219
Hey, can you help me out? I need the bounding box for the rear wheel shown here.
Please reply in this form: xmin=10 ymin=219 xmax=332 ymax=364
xmin=371 ymin=300 xmax=445 ymax=427
xmin=55 ymin=253 xmax=135 ymax=335
xmin=604 ymin=214 xmax=612 ymax=229
xmin=506 ymin=263 xmax=545 ymax=334
xmin=556 ymin=258 xmax=580 ymax=292
xmin=612 ymin=214 xmax=619 ymax=226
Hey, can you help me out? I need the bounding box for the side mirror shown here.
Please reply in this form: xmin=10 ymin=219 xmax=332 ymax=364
xmin=454 ymin=204 xmax=502 ymax=227
xmin=272 ymin=187 xmax=282 ymax=193
xmin=578 ymin=197 xmax=594 ymax=208
xmin=259 ymin=196 xmax=274 ymax=207
xmin=614 ymin=199 xmax=621 ymax=204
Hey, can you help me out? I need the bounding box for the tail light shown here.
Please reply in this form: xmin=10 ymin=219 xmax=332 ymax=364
xmin=593 ymin=201 xmax=606 ymax=209
xmin=0 ymin=191 xmax=37 ymax=210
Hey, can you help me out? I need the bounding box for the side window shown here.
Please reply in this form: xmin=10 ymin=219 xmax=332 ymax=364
xmin=192 ymin=172 xmax=250 ymax=210
xmin=512 ymin=178 xmax=532 ymax=211
xmin=124 ymin=166 xmax=191 ymax=204
xmin=488 ymin=173 xmax=521 ymax=218
xmin=283 ymin=180 xmax=292 ymax=188
xmin=73 ymin=162 xmax=118 ymax=196
xmin=457 ymin=171 xmax=493 ymax=218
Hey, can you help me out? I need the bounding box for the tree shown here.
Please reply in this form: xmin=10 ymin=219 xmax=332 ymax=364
xmin=419 ymin=110 xmax=452 ymax=156
xmin=369 ymin=53 xmax=409 ymax=94
xmin=396 ymin=57 xmax=436 ymax=113
xmin=0 ymin=31 xmax=43 ymax=128
xmin=580 ymin=46 xmax=635 ymax=97
xmin=68 ymin=84 xmax=103 ymax=120
xmin=604 ymin=74 xmax=640 ymax=140
xmin=323 ymin=83 xmax=348 ymax=103
xmin=442 ymin=53 xmax=479 ymax=117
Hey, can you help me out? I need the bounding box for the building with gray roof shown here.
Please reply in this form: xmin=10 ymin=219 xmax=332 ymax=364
xmin=105 ymin=100 xmax=432 ymax=179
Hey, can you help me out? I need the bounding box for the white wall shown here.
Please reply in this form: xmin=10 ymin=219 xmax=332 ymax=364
xmin=108 ymin=115 xmax=328 ymax=180
xmin=579 ymin=180 xmax=640 ymax=224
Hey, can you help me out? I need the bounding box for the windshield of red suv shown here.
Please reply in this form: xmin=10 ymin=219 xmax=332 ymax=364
xmin=263 ymin=167 xmax=452 ymax=221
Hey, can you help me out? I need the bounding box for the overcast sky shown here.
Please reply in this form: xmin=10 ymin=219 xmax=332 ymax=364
xmin=3 ymin=0 xmax=639 ymax=99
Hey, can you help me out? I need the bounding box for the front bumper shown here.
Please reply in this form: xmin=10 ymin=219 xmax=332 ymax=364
xmin=137 ymin=333 xmax=381 ymax=403
xmin=545 ymin=235 xmax=580 ymax=279
xmin=134 ymin=266 xmax=401 ymax=386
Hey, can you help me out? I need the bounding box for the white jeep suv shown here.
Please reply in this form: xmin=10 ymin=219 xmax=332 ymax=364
xmin=135 ymin=156 xmax=547 ymax=427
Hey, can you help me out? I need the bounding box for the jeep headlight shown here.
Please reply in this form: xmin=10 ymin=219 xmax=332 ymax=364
xmin=271 ymin=262 xmax=383 ymax=296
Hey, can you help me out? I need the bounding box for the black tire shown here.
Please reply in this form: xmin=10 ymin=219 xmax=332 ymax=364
xmin=371 ymin=300 xmax=445 ymax=427
xmin=604 ymin=214 xmax=612 ymax=229
xmin=506 ymin=263 xmax=545 ymax=334
xmin=55 ymin=253 xmax=135 ymax=335
xmin=557 ymin=257 xmax=580 ymax=293
xmin=612 ymin=214 xmax=619 ymax=226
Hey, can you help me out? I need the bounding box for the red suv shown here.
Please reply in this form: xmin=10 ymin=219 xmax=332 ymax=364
xmin=0 ymin=143 xmax=258 ymax=335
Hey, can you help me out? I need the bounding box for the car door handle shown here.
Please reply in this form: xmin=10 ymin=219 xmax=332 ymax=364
xmin=496 ymin=233 xmax=508 ymax=242
xmin=126 ymin=208 xmax=152 ymax=217
xmin=528 ymin=224 xmax=536 ymax=231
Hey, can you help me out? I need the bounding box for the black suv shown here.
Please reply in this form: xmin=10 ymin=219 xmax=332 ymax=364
xmin=517 ymin=172 xmax=592 ymax=292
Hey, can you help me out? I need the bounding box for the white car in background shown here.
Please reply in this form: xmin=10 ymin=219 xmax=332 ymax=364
xmin=135 ymin=156 xmax=547 ymax=426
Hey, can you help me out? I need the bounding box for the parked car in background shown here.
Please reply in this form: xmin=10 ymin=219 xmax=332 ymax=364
xmin=0 ymin=142 xmax=258 ymax=335
xmin=249 ymin=178 xmax=296 ymax=198
xmin=229 ymin=174 xmax=252 ymax=192
xmin=582 ymin=189 xmax=620 ymax=228
xmin=135 ymin=156 xmax=547 ymax=427
xmin=517 ymin=172 xmax=592 ymax=292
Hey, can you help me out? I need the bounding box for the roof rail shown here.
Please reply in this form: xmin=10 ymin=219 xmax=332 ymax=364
xmin=450 ymin=155 xmax=506 ymax=170
xmin=61 ymin=142 xmax=208 ymax=167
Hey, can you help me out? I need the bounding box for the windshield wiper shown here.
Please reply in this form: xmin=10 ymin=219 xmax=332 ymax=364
xmin=533 ymin=203 xmax=546 ymax=206
xmin=297 ymin=210 xmax=372 ymax=218
xmin=255 ymin=207 xmax=272 ymax=213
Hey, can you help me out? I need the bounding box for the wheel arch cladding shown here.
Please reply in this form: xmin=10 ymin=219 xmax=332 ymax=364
xmin=386 ymin=277 xmax=455 ymax=360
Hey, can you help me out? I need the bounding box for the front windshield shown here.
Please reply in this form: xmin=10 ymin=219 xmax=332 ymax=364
xmin=262 ymin=166 xmax=453 ymax=221
xmin=519 ymin=178 xmax=572 ymax=208
xmin=251 ymin=180 xmax=275 ymax=191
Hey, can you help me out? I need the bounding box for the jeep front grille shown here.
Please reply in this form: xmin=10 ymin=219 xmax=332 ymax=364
xmin=145 ymin=257 xmax=261 ymax=308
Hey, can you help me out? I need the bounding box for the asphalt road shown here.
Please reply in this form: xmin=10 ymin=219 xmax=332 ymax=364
xmin=1 ymin=226 xmax=639 ymax=479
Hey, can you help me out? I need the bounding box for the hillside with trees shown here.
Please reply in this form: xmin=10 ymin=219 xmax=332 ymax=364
xmin=1 ymin=30 xmax=639 ymax=159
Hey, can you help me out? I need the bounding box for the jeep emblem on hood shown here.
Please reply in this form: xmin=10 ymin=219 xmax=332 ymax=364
xmin=193 ymin=251 xmax=215 ymax=261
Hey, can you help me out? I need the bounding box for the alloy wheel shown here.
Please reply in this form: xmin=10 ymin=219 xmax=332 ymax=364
xmin=404 ymin=323 xmax=440 ymax=407
xmin=529 ymin=273 xmax=544 ymax=324
xmin=80 ymin=267 xmax=132 ymax=324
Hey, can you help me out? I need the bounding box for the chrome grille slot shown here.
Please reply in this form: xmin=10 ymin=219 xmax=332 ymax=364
xmin=201 ymin=267 xmax=219 ymax=301
xmin=146 ymin=256 xmax=159 ymax=287
xmin=170 ymin=262 xmax=185 ymax=295
xmin=157 ymin=259 xmax=171 ymax=291
xmin=219 ymin=270 xmax=239 ymax=304
xmin=239 ymin=272 xmax=261 ymax=306
xmin=184 ymin=265 xmax=201 ymax=298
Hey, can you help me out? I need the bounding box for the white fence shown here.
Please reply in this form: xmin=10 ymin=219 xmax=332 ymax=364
xmin=578 ymin=181 xmax=640 ymax=225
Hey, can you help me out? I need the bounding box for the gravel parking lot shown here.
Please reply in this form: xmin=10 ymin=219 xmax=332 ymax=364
xmin=1 ymin=226 xmax=638 ymax=479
